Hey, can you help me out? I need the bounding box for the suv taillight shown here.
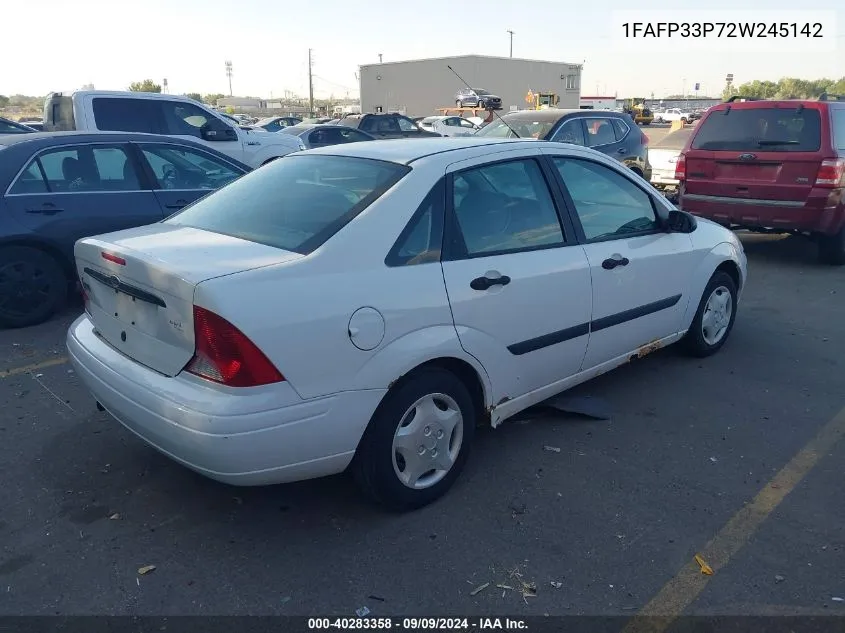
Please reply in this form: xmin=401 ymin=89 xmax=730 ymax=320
xmin=641 ymin=131 xmax=649 ymax=145
xmin=674 ymin=153 xmax=686 ymax=181
xmin=815 ymin=158 xmax=845 ymax=187
xmin=185 ymin=306 xmax=284 ymax=387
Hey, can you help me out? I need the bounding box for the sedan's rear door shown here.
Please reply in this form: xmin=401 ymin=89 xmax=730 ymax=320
xmin=2 ymin=142 xmax=163 ymax=258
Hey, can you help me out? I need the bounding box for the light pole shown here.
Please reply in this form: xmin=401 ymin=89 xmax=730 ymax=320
xmin=378 ymin=53 xmax=383 ymax=63
xmin=682 ymin=77 xmax=686 ymax=100
xmin=507 ymin=30 xmax=514 ymax=57
xmin=225 ymin=61 xmax=233 ymax=96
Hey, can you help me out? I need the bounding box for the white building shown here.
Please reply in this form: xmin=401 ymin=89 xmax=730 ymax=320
xmin=359 ymin=54 xmax=583 ymax=118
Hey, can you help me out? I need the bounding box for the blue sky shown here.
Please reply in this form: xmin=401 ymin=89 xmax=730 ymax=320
xmin=5 ymin=0 xmax=843 ymax=99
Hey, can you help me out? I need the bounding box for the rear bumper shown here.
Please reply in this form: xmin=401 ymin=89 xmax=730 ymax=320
xmin=650 ymin=169 xmax=677 ymax=187
xmin=679 ymin=190 xmax=845 ymax=235
xmin=67 ymin=315 xmax=386 ymax=486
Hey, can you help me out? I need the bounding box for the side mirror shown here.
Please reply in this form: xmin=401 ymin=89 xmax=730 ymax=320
xmin=666 ymin=209 xmax=697 ymax=233
xmin=201 ymin=121 xmax=238 ymax=142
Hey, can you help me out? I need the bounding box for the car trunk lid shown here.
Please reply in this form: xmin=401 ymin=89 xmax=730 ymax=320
xmin=76 ymin=224 xmax=303 ymax=376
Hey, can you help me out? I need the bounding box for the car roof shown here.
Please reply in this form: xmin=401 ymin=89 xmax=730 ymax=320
xmin=708 ymin=99 xmax=836 ymax=112
xmin=300 ymin=137 xmax=543 ymax=165
xmin=0 ymin=131 xmax=250 ymax=167
xmin=499 ymin=109 xmax=606 ymax=122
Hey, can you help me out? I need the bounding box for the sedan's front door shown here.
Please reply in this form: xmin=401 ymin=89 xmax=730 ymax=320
xmin=440 ymin=153 xmax=592 ymax=401
xmin=2 ymin=143 xmax=163 ymax=260
xmin=548 ymin=153 xmax=696 ymax=370
xmin=135 ymin=143 xmax=245 ymax=214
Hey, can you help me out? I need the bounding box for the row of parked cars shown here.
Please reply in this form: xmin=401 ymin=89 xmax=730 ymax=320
xmin=8 ymin=86 xmax=844 ymax=511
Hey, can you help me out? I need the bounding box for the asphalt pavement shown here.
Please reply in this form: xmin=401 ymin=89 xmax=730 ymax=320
xmin=1 ymin=233 xmax=843 ymax=619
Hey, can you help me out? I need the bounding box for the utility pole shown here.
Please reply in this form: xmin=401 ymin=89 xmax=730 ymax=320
xmin=225 ymin=61 xmax=233 ymax=96
xmin=308 ymin=49 xmax=314 ymax=116
xmin=378 ymin=53 xmax=383 ymax=63
xmin=507 ymin=30 xmax=514 ymax=57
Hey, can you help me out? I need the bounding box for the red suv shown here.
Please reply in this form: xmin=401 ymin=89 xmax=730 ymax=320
xmin=676 ymin=95 xmax=845 ymax=264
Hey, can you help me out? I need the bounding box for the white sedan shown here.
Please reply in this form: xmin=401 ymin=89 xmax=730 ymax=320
xmin=67 ymin=138 xmax=747 ymax=511
xmin=418 ymin=115 xmax=481 ymax=137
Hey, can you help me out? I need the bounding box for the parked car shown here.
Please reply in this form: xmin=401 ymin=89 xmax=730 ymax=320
xmin=280 ymin=124 xmax=376 ymax=148
xmin=476 ymin=109 xmax=652 ymax=180
xmin=42 ymin=91 xmax=305 ymax=168
xmin=0 ymin=131 xmax=250 ymax=328
xmin=677 ymin=95 xmax=845 ymax=264
xmin=251 ymin=116 xmax=302 ymax=132
xmin=455 ymin=88 xmax=503 ymax=110
xmin=418 ymin=116 xmax=480 ymax=137
xmin=649 ymin=126 xmax=695 ymax=193
xmin=339 ymin=113 xmax=442 ymax=139
xmin=19 ymin=118 xmax=45 ymax=131
xmin=0 ymin=117 xmax=37 ymax=134
xmin=67 ymin=137 xmax=746 ymax=510
xmin=654 ymin=108 xmax=693 ymax=124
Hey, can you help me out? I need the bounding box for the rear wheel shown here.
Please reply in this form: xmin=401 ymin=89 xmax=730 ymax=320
xmin=818 ymin=227 xmax=845 ymax=266
xmin=682 ymin=271 xmax=738 ymax=357
xmin=0 ymin=246 xmax=68 ymax=329
xmin=352 ymin=367 xmax=475 ymax=511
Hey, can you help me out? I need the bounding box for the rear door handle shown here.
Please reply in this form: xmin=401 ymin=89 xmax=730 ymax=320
xmin=617 ymin=147 xmax=627 ymax=154
xmin=470 ymin=274 xmax=511 ymax=290
xmin=26 ymin=205 xmax=64 ymax=215
xmin=165 ymin=199 xmax=188 ymax=210
xmin=602 ymin=255 xmax=630 ymax=270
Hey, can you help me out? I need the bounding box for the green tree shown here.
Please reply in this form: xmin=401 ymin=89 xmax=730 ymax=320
xmin=184 ymin=92 xmax=202 ymax=102
xmin=0 ymin=95 xmax=9 ymax=108
xmin=203 ymin=93 xmax=225 ymax=106
xmin=722 ymin=76 xmax=845 ymax=100
xmin=128 ymin=80 xmax=162 ymax=93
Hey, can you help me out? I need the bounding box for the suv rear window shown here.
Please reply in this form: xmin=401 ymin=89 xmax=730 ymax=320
xmin=165 ymin=154 xmax=409 ymax=254
xmin=832 ymin=107 xmax=845 ymax=151
xmin=691 ymin=107 xmax=821 ymax=152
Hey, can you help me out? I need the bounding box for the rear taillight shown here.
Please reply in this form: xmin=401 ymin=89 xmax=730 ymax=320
xmin=814 ymin=158 xmax=845 ymax=187
xmin=674 ymin=153 xmax=687 ymax=181
xmin=641 ymin=131 xmax=649 ymax=145
xmin=185 ymin=306 xmax=284 ymax=387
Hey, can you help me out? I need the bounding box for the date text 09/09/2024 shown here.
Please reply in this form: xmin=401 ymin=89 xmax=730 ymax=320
xmin=307 ymin=617 xmax=528 ymax=630
xmin=621 ymin=22 xmax=823 ymax=38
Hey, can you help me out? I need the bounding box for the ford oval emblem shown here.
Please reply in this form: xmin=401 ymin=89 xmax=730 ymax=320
xmin=739 ymin=153 xmax=756 ymax=161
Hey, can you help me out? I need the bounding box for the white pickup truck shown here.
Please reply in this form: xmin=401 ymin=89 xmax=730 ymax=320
xmin=43 ymin=91 xmax=305 ymax=168
xmin=653 ymin=108 xmax=693 ymax=124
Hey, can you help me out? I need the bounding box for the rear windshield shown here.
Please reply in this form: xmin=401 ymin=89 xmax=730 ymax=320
xmin=165 ymin=154 xmax=409 ymax=254
xmin=691 ymin=107 xmax=821 ymax=152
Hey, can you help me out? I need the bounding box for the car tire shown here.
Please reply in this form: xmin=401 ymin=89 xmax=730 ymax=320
xmin=352 ymin=367 xmax=476 ymax=511
xmin=0 ymin=246 xmax=68 ymax=329
xmin=818 ymin=227 xmax=845 ymax=266
xmin=682 ymin=271 xmax=738 ymax=358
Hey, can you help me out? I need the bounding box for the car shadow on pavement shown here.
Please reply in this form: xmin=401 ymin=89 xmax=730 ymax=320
xmin=737 ymin=233 xmax=826 ymax=268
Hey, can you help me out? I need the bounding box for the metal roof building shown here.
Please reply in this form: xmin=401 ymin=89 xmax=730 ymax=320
xmin=359 ymin=54 xmax=583 ymax=118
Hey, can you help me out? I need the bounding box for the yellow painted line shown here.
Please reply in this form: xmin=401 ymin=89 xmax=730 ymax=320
xmin=623 ymin=405 xmax=845 ymax=633
xmin=0 ymin=356 xmax=69 ymax=378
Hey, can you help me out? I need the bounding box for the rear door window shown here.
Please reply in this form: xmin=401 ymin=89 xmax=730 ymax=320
xmin=92 ymin=98 xmax=164 ymax=134
xmin=611 ymin=118 xmax=630 ymax=142
xmin=11 ymin=145 xmax=142 ymax=193
xmin=584 ymin=118 xmax=618 ymax=147
xmin=692 ymin=107 xmax=821 ymax=152
xmin=165 ymin=154 xmax=409 ymax=254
